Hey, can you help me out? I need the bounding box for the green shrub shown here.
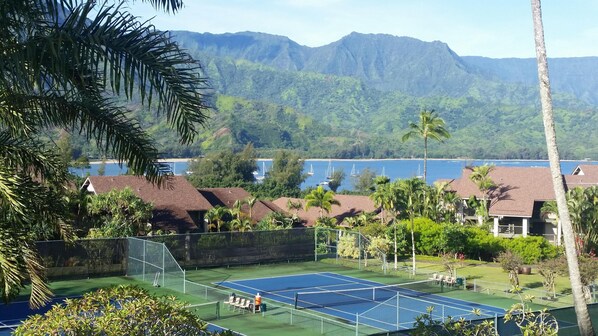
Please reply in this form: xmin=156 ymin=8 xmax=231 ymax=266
xmin=439 ymin=224 xmax=468 ymax=255
xmin=412 ymin=218 xmax=442 ymax=256
xmin=464 ymin=226 xmax=504 ymax=261
xmin=503 ymin=236 xmax=559 ymax=264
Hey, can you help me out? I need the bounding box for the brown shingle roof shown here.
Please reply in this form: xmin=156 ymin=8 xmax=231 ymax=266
xmin=84 ymin=176 xmax=212 ymax=211
xmin=198 ymin=188 xmax=283 ymax=222
xmin=272 ymin=195 xmax=382 ymax=226
xmin=448 ymin=165 xmax=598 ymax=218
xmin=82 ymin=176 xmax=214 ymax=233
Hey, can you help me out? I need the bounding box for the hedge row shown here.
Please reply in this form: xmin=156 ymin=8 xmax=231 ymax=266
xmin=388 ymin=218 xmax=560 ymax=264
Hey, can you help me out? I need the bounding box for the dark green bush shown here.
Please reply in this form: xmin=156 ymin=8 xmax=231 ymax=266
xmin=503 ymin=236 xmax=560 ymax=264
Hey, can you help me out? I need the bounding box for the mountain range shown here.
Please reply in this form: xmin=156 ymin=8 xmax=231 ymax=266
xmin=78 ymin=31 xmax=598 ymax=160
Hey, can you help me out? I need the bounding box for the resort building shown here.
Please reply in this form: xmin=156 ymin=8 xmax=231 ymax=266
xmin=447 ymin=165 xmax=598 ymax=245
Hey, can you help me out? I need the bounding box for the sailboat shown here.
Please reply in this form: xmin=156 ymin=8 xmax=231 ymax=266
xmin=381 ymin=166 xmax=386 ymax=177
xmin=326 ymin=160 xmax=333 ymax=180
xmin=307 ymin=164 xmax=314 ymax=176
xmin=350 ymin=164 xmax=358 ymax=177
xmin=256 ymin=162 xmax=266 ymax=182
xmin=416 ymin=164 xmax=423 ymax=179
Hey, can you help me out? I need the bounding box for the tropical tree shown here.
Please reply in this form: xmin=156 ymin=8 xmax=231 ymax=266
xmin=0 ymin=0 xmax=209 ymax=308
xmin=396 ymin=177 xmax=426 ymax=275
xmin=186 ymin=144 xmax=257 ymax=188
xmin=401 ymin=110 xmax=451 ymax=183
xmin=327 ymin=169 xmax=346 ymax=192
xmin=352 ymin=168 xmax=377 ymax=194
xmin=205 ymin=207 xmax=231 ymax=232
xmin=469 ymin=165 xmax=495 ymax=224
xmin=530 ymin=0 xmax=594 ymax=333
xmin=370 ymin=178 xmax=399 ymax=269
xmin=245 ymin=197 xmax=258 ymax=222
xmin=304 ymin=186 xmax=340 ymax=219
xmin=86 ymin=187 xmax=153 ymax=238
xmin=15 ymin=286 xmax=209 ymax=335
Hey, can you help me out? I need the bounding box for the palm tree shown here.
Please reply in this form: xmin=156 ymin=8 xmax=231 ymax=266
xmin=397 ymin=177 xmax=426 ymax=276
xmin=370 ymin=179 xmax=399 ymax=269
xmin=469 ymin=165 xmax=495 ymax=224
xmin=245 ymin=197 xmax=258 ymax=222
xmin=402 ymin=110 xmax=450 ymax=184
xmin=530 ymin=0 xmax=594 ymax=333
xmin=304 ymin=186 xmax=340 ymax=218
xmin=205 ymin=207 xmax=231 ymax=233
xmin=1 ymin=0 xmax=209 ymax=308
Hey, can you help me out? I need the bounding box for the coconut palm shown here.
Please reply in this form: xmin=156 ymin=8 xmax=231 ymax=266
xmin=304 ymin=186 xmax=340 ymax=219
xmin=530 ymin=0 xmax=594 ymax=333
xmin=370 ymin=179 xmax=399 ymax=268
xmin=397 ymin=177 xmax=426 ymax=276
xmin=469 ymin=165 xmax=495 ymax=224
xmin=1 ymin=0 xmax=209 ymax=308
xmin=205 ymin=207 xmax=231 ymax=233
xmin=402 ymin=110 xmax=450 ymax=183
xmin=244 ymin=197 xmax=258 ymax=221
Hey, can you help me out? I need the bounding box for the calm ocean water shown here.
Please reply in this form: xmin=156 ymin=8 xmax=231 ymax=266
xmin=72 ymin=159 xmax=597 ymax=192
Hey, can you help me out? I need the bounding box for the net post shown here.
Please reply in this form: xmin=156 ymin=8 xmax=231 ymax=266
xmin=216 ymin=301 xmax=221 ymax=320
xmin=494 ymin=313 xmax=498 ymax=334
xmin=442 ymin=304 xmax=445 ymax=322
xmin=294 ymin=292 xmax=298 ymax=309
xmin=396 ymin=293 xmax=400 ymax=329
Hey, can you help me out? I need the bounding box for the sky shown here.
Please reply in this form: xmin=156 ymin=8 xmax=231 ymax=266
xmin=127 ymin=0 xmax=598 ymax=58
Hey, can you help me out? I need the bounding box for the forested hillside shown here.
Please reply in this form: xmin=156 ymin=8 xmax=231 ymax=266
xmin=72 ymin=31 xmax=598 ymax=160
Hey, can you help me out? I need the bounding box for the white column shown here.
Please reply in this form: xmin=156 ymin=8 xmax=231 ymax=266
xmin=522 ymin=218 xmax=529 ymax=237
xmin=493 ymin=217 xmax=499 ymax=237
xmin=556 ymin=220 xmax=562 ymax=246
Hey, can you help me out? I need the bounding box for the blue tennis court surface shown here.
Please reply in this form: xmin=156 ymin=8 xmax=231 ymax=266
xmin=217 ymin=272 xmax=504 ymax=331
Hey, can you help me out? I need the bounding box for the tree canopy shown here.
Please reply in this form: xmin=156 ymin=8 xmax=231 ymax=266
xmin=0 ymin=0 xmax=209 ymax=308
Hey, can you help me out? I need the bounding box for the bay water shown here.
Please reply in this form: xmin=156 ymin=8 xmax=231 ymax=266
xmin=72 ymin=159 xmax=596 ymax=192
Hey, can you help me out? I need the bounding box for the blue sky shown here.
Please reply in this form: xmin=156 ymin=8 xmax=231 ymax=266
xmin=128 ymin=0 xmax=598 ymax=58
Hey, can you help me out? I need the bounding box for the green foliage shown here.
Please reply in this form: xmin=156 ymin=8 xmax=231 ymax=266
xmin=411 ymin=306 xmax=497 ymax=336
xmin=305 ymin=186 xmax=340 ymax=218
xmin=463 ymin=226 xmax=504 ymax=261
xmin=438 ymin=224 xmax=468 ymax=255
xmin=327 ymin=169 xmax=345 ymax=192
xmin=337 ymin=235 xmax=360 ymax=259
xmin=86 ymin=187 xmax=153 ymax=238
xmin=186 ymin=144 xmax=257 ymax=188
xmin=502 ymin=236 xmax=560 ymax=264
xmin=15 ymin=286 xmax=208 ymax=335
xmin=411 ymin=218 xmax=442 ymax=256
xmin=352 ymin=168 xmax=377 ymax=193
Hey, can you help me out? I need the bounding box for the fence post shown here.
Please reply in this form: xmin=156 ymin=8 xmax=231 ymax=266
xmin=314 ymin=227 xmax=318 ymax=262
xmin=396 ymin=294 xmax=400 ymax=329
xmin=473 ymin=279 xmax=477 ymax=292
xmin=355 ymin=313 xmax=359 ymax=336
xmin=183 ymin=270 xmax=186 ymax=294
xmin=142 ymin=239 xmax=146 ymax=281
xmin=494 ymin=313 xmax=498 ymax=334
xmin=358 ymin=233 xmax=362 ymax=270
xmin=162 ymin=244 xmax=165 ymax=287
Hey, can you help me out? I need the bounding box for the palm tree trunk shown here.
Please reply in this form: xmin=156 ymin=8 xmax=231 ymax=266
xmin=423 ymin=137 xmax=428 ymax=183
xmin=394 ymin=224 xmax=398 ymax=270
xmin=531 ymin=1 xmax=594 ymax=334
xmin=410 ymin=215 xmax=416 ymax=276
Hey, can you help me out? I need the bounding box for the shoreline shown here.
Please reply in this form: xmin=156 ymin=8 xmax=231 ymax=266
xmin=90 ymin=157 xmax=594 ymax=164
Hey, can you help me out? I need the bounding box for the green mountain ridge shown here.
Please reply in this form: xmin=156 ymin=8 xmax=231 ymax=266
xmin=72 ymin=31 xmax=598 ymax=160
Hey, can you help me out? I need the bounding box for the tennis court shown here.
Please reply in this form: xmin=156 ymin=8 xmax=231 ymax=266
xmin=218 ymin=272 xmax=504 ymax=331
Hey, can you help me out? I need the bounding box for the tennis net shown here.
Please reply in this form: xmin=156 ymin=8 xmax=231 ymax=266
xmin=294 ymin=279 xmax=448 ymax=309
